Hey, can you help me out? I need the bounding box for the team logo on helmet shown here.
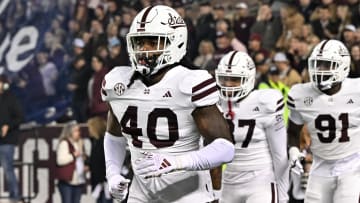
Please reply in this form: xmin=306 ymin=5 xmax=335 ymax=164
xmin=114 ymin=83 xmax=126 ymax=96
xmin=161 ymin=13 xmax=186 ymax=29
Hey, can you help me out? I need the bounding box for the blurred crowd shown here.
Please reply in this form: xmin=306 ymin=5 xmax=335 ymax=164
xmin=2 ymin=0 xmax=360 ymax=124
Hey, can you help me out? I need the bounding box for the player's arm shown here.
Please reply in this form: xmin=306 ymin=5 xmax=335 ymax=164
xmin=105 ymin=107 xmax=127 ymax=178
xmin=134 ymin=105 xmax=234 ymax=177
xmin=287 ymin=119 xmax=303 ymax=148
xmin=104 ymin=107 xmax=130 ymax=200
xmin=266 ymin=113 xmax=289 ymax=203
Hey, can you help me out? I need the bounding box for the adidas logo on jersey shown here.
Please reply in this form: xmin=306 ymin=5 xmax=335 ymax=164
xmin=347 ymin=99 xmax=354 ymax=104
xmin=162 ymin=91 xmax=172 ymax=98
xmin=159 ymin=158 xmax=171 ymax=169
xmin=252 ymin=106 xmax=260 ymax=111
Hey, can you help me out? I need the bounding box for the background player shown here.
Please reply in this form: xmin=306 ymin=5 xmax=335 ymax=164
xmin=287 ymin=39 xmax=360 ymax=203
xmin=101 ymin=5 xmax=235 ymax=203
xmin=215 ymin=51 xmax=289 ymax=203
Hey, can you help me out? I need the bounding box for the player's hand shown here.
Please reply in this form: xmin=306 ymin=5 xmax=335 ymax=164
xmin=108 ymin=175 xmax=131 ymax=201
xmin=301 ymin=172 xmax=309 ymax=190
xmin=289 ymin=147 xmax=305 ymax=175
xmin=134 ymin=152 xmax=181 ymax=178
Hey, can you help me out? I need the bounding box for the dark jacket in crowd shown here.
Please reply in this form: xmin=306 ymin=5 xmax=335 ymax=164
xmin=0 ymin=91 xmax=24 ymax=145
xmin=89 ymin=137 xmax=106 ymax=189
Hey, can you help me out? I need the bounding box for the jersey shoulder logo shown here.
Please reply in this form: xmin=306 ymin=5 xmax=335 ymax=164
xmin=304 ymin=96 xmax=313 ymax=106
xmin=114 ymin=83 xmax=126 ymax=96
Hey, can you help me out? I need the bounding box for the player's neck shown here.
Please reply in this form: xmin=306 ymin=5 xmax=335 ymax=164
xmin=141 ymin=67 xmax=171 ymax=86
xmin=320 ymin=83 xmax=342 ymax=95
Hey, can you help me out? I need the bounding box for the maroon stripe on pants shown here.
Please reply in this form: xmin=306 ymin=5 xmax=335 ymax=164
xmin=271 ymin=182 xmax=277 ymax=203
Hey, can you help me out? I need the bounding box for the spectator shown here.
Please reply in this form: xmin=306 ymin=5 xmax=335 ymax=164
xmin=254 ymin=51 xmax=271 ymax=88
xmin=341 ymin=24 xmax=357 ymax=49
xmin=195 ymin=2 xmax=217 ymax=55
xmin=174 ymin=2 xmax=197 ymax=59
xmin=88 ymin=55 xmax=109 ymax=118
xmin=105 ymin=0 xmax=121 ymax=25
xmin=36 ymin=50 xmax=59 ymax=98
xmin=88 ymin=19 xmax=108 ymax=58
xmin=232 ymin=2 xmax=255 ymax=47
xmin=258 ymin=65 xmax=290 ymax=124
xmin=349 ymin=43 xmax=360 ymax=78
xmin=107 ymin=37 xmax=129 ymax=68
xmin=0 ymin=75 xmax=24 ymax=203
xmin=248 ymin=33 xmax=268 ymax=59
xmin=311 ymin=5 xmax=340 ymax=40
xmin=287 ymin=37 xmax=312 ymax=75
xmin=273 ymin=52 xmax=302 ymax=87
xmin=67 ymin=56 xmax=92 ymax=122
xmin=213 ymin=32 xmax=233 ymax=65
xmin=87 ymin=117 xmax=112 ymax=203
xmin=118 ymin=12 xmax=132 ymax=38
xmin=193 ymin=40 xmax=217 ymax=72
xmin=73 ymin=38 xmax=86 ymax=57
xmin=276 ymin=5 xmax=305 ymax=50
xmin=94 ymin=5 xmax=108 ymax=29
xmin=213 ymin=4 xmax=231 ymax=30
xmin=56 ymin=122 xmax=87 ymax=203
xmin=299 ymin=24 xmax=320 ymax=49
xmin=251 ymin=4 xmax=282 ymax=51
xmin=336 ymin=4 xmax=351 ymax=39
xmin=349 ymin=0 xmax=360 ymax=27
xmin=296 ymin=0 xmax=318 ymax=23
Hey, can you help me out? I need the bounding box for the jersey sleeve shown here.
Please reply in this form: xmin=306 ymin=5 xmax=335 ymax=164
xmin=259 ymin=89 xmax=284 ymax=115
xmin=101 ymin=66 xmax=133 ymax=102
xmin=179 ymin=70 xmax=219 ymax=107
xmin=287 ymin=85 xmax=305 ymax=125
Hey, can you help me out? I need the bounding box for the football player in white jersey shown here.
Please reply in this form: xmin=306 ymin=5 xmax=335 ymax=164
xmin=101 ymin=5 xmax=235 ymax=203
xmin=287 ymin=39 xmax=360 ymax=203
xmin=214 ymin=51 xmax=289 ymax=203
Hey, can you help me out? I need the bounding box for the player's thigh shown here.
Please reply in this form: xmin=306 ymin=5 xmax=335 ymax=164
xmin=127 ymin=176 xmax=148 ymax=203
xmin=334 ymin=171 xmax=360 ymax=203
xmin=246 ymin=182 xmax=277 ymax=203
xmin=220 ymin=183 xmax=244 ymax=203
xmin=305 ymin=175 xmax=335 ymax=203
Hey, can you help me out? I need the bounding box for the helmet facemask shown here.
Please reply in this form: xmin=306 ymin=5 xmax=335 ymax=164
xmin=216 ymin=72 xmax=254 ymax=102
xmin=127 ymin=34 xmax=171 ymax=76
xmin=309 ymin=58 xmax=342 ymax=91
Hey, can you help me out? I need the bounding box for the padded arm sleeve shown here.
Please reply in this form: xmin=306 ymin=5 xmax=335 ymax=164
xmin=104 ymin=132 xmax=127 ymax=179
xmin=178 ymin=138 xmax=234 ymax=170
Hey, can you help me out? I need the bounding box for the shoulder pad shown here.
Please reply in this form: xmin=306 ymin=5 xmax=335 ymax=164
xmin=101 ymin=66 xmax=134 ymax=102
xmin=179 ymin=69 xmax=219 ymax=107
xmin=258 ymin=89 xmax=284 ymax=113
xmin=287 ymin=83 xmax=310 ymax=110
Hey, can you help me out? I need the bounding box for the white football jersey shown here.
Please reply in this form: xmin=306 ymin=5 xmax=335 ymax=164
xmin=218 ymin=89 xmax=285 ymax=183
xmin=288 ymin=78 xmax=360 ymax=160
xmin=101 ymin=65 xmax=218 ymax=202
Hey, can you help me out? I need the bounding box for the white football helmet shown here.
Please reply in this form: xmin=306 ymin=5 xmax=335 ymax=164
xmin=215 ymin=51 xmax=256 ymax=101
xmin=308 ymin=39 xmax=350 ymax=91
xmin=126 ymin=5 xmax=187 ymax=76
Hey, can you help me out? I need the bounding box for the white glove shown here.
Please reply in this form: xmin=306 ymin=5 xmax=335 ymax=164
xmin=213 ymin=189 xmax=221 ymax=200
xmin=108 ymin=175 xmax=131 ymax=201
xmin=289 ymin=147 xmax=305 ymax=175
xmin=134 ymin=152 xmax=182 ymax=178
